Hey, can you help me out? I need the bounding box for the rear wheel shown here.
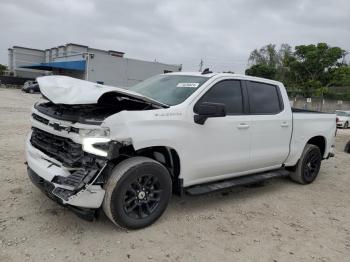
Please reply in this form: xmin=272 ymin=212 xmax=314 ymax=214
xmin=103 ymin=157 xmax=172 ymax=229
xmin=289 ymin=144 xmax=322 ymax=184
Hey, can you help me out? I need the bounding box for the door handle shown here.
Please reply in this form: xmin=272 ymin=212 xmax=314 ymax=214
xmin=237 ymin=123 xmax=249 ymax=129
xmin=281 ymin=122 xmax=289 ymax=127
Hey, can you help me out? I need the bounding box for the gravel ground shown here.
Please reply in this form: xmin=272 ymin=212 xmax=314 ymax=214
xmin=0 ymin=88 xmax=349 ymax=262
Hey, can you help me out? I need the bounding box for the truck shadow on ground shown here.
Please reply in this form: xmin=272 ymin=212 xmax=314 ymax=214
xmin=90 ymin=176 xmax=293 ymax=232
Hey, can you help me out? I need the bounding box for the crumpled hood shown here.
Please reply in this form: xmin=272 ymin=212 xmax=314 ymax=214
xmin=37 ymin=75 xmax=168 ymax=107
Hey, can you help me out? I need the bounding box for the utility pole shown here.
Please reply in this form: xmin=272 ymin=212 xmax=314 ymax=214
xmin=86 ymin=54 xmax=90 ymax=80
xmin=199 ymin=59 xmax=203 ymax=72
xmin=83 ymin=52 xmax=94 ymax=81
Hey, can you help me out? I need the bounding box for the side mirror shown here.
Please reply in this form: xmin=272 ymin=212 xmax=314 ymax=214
xmin=193 ymin=102 xmax=226 ymax=125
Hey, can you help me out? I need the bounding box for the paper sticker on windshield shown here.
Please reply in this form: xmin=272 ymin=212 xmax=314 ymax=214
xmin=177 ymin=83 xmax=200 ymax=88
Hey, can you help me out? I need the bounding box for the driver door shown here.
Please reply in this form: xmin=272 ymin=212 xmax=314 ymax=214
xmin=185 ymin=79 xmax=251 ymax=185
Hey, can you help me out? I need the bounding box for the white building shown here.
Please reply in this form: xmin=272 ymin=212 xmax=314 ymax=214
xmin=8 ymin=43 xmax=181 ymax=86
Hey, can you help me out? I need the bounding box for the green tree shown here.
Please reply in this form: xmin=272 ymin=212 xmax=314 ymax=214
xmin=245 ymin=64 xmax=276 ymax=79
xmin=246 ymin=42 xmax=349 ymax=98
xmin=328 ymin=66 xmax=350 ymax=87
xmin=0 ymin=64 xmax=7 ymax=75
xmin=246 ymin=43 xmax=293 ymax=81
xmin=287 ymin=43 xmax=344 ymax=84
xmin=248 ymin=43 xmax=292 ymax=68
xmin=286 ymin=43 xmax=345 ymax=97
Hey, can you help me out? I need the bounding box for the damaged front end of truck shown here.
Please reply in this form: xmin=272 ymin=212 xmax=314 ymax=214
xmin=26 ymin=76 xmax=168 ymax=220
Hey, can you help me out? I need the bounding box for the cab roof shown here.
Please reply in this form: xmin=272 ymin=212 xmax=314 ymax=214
xmin=165 ymin=72 xmax=283 ymax=86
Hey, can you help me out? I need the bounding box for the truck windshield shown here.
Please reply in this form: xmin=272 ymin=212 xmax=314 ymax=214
xmin=129 ymin=75 xmax=209 ymax=106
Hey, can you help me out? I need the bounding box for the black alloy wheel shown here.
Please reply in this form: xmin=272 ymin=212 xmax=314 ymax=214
xmin=301 ymin=147 xmax=322 ymax=183
xmin=123 ymin=174 xmax=162 ymax=219
xmin=103 ymin=157 xmax=172 ymax=229
xmin=289 ymin=144 xmax=322 ymax=184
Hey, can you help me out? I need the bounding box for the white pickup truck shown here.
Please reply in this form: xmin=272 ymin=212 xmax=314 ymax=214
xmin=26 ymin=72 xmax=336 ymax=229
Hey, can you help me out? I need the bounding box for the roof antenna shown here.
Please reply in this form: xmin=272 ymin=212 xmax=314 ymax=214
xmin=202 ymin=68 xmax=212 ymax=75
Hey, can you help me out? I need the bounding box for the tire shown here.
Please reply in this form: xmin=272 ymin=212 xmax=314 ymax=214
xmin=345 ymin=140 xmax=350 ymax=153
xmin=344 ymin=122 xmax=349 ymax=129
xmin=29 ymin=89 xmax=34 ymax=94
xmin=103 ymin=157 xmax=172 ymax=229
xmin=289 ymin=144 xmax=322 ymax=184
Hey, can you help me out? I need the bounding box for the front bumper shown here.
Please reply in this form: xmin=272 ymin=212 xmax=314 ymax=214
xmin=25 ymin=135 xmax=106 ymax=209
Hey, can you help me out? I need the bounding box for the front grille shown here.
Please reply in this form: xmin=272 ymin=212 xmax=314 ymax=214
xmin=30 ymin=127 xmax=84 ymax=167
xmin=32 ymin=113 xmax=49 ymax=125
xmin=32 ymin=113 xmax=79 ymax=133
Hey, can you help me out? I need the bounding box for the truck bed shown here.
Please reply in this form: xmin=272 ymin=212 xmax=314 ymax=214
xmin=285 ymin=110 xmax=336 ymax=166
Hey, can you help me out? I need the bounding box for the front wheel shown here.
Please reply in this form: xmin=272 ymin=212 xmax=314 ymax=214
xmin=289 ymin=144 xmax=322 ymax=184
xmin=103 ymin=157 xmax=172 ymax=229
xmin=344 ymin=122 xmax=349 ymax=129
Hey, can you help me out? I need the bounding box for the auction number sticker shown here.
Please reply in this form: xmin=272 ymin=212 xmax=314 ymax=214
xmin=177 ymin=83 xmax=200 ymax=88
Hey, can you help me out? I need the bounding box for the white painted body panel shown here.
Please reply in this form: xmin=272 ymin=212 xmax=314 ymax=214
xmin=27 ymin=73 xmax=336 ymax=197
xmin=248 ymin=81 xmax=292 ymax=170
xmin=37 ymin=75 xmax=168 ymax=107
xmin=100 ymin=74 xmax=336 ymax=186
xmin=284 ymin=113 xmax=336 ymax=166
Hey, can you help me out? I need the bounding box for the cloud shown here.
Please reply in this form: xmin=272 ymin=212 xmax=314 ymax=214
xmin=0 ymin=0 xmax=349 ymax=73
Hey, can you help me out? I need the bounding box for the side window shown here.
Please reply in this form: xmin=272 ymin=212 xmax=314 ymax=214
xmin=197 ymin=80 xmax=243 ymax=114
xmin=247 ymin=81 xmax=282 ymax=114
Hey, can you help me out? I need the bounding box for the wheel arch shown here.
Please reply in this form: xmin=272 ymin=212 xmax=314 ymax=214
xmin=307 ymin=135 xmax=326 ymax=157
xmin=135 ymin=146 xmax=182 ymax=195
xmin=107 ymin=142 xmax=183 ymax=196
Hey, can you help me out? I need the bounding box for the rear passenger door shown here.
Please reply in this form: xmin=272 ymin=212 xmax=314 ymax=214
xmin=246 ymin=81 xmax=292 ymax=170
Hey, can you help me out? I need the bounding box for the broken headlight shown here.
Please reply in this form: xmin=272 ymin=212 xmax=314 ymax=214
xmin=82 ymin=137 xmax=111 ymax=157
xmin=80 ymin=127 xmax=111 ymax=157
xmin=79 ymin=127 xmax=110 ymax=137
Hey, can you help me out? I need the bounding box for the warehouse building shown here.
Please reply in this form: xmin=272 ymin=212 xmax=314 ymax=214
xmin=7 ymin=43 xmax=181 ymax=86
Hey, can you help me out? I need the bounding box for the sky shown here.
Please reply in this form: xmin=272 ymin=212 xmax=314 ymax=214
xmin=1 ymin=0 xmax=350 ymax=73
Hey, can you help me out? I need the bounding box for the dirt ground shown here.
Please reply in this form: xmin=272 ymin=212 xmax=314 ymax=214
xmin=0 ymin=88 xmax=349 ymax=262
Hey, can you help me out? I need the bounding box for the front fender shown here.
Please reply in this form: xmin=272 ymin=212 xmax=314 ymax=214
xmin=102 ymin=109 xmax=189 ymax=158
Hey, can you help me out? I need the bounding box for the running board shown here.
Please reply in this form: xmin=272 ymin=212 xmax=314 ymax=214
xmin=185 ymin=169 xmax=290 ymax=196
